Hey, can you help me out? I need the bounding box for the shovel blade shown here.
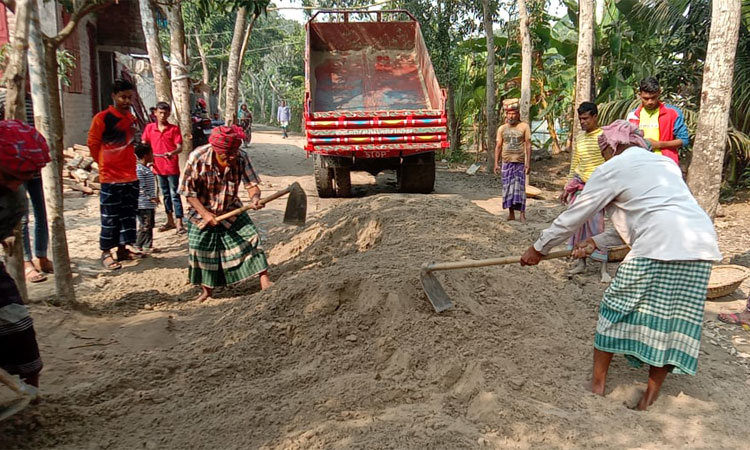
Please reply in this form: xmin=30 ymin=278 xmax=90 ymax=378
xmin=421 ymin=270 xmax=454 ymax=313
xmin=283 ymin=182 xmax=307 ymax=226
xmin=0 ymin=396 xmax=31 ymax=422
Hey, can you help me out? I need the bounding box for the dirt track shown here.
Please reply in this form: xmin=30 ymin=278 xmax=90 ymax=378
xmin=2 ymin=126 xmax=750 ymax=449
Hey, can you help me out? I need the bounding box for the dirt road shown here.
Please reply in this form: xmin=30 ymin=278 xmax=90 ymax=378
xmin=2 ymin=127 xmax=749 ymax=449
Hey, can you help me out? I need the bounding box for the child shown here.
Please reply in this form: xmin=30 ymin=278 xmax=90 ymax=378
xmin=134 ymin=143 xmax=159 ymax=254
xmin=88 ymin=79 xmax=140 ymax=270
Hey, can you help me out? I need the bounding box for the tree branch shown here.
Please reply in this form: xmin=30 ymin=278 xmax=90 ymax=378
xmin=0 ymin=0 xmax=16 ymax=13
xmin=51 ymin=0 xmax=116 ymax=47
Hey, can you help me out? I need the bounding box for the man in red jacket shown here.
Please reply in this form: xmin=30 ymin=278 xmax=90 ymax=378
xmin=627 ymin=77 xmax=689 ymax=165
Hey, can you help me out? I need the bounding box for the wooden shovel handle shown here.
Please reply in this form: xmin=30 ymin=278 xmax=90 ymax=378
xmin=214 ymin=185 xmax=293 ymax=222
xmin=422 ymin=249 xmax=572 ymax=272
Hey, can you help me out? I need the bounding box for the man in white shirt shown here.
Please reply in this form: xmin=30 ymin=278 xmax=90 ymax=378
xmin=520 ymin=120 xmax=721 ymax=410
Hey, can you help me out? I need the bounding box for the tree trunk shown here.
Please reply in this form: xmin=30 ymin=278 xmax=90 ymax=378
xmin=217 ymin=61 xmax=224 ymax=116
xmin=447 ymin=82 xmax=460 ymax=155
xmin=4 ymin=0 xmax=29 ymax=119
xmin=573 ymin=0 xmax=594 ymax=143
xmin=238 ymin=14 xmax=258 ymax=74
xmin=194 ymin=33 xmax=212 ymax=117
xmin=167 ymin=2 xmax=193 ymax=167
xmin=3 ymin=0 xmax=31 ymax=301
xmin=225 ymin=7 xmax=248 ymax=125
xmin=686 ymin=0 xmax=741 ymax=218
xmin=270 ymin=89 xmax=277 ymax=126
xmin=139 ymin=0 xmax=171 ymax=103
xmin=481 ymin=0 xmax=496 ymax=166
xmin=518 ymin=0 xmax=532 ymax=124
xmin=29 ymin=2 xmax=76 ymax=303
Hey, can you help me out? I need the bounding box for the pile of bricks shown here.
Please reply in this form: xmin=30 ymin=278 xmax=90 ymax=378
xmin=62 ymin=144 xmax=100 ymax=197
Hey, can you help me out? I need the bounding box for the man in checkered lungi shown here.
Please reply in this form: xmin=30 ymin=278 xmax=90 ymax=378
xmin=178 ymin=126 xmax=272 ymax=302
xmin=521 ymin=121 xmax=721 ymax=411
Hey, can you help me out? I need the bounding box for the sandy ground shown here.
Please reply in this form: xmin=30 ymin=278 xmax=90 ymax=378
xmin=2 ymin=125 xmax=749 ymax=449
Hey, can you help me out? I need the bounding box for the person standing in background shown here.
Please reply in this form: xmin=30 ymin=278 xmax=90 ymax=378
xmin=277 ymin=100 xmax=291 ymax=139
xmin=562 ymin=102 xmax=609 ymax=280
xmin=142 ymin=102 xmax=186 ymax=234
xmin=87 ymin=79 xmax=141 ymax=270
xmin=494 ymin=99 xmax=531 ymax=222
xmin=627 ymin=77 xmax=689 ymax=166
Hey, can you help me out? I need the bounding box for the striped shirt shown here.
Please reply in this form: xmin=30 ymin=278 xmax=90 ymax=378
xmin=568 ymin=128 xmax=605 ymax=182
xmin=136 ymin=163 xmax=157 ymax=210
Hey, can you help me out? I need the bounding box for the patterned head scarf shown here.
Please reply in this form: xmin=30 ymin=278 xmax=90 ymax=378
xmin=0 ymin=120 xmax=51 ymax=173
xmin=598 ymin=120 xmax=649 ymax=155
xmin=209 ymin=126 xmax=241 ymax=154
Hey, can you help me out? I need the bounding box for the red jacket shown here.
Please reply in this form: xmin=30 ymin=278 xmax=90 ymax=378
xmin=627 ymin=103 xmax=689 ymax=164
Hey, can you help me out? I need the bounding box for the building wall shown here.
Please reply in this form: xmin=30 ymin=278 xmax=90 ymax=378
xmin=4 ymin=0 xmax=146 ymax=146
xmin=60 ymin=16 xmax=97 ymax=147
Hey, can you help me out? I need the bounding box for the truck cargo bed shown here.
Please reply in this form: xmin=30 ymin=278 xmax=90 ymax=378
xmin=311 ymin=48 xmax=430 ymax=112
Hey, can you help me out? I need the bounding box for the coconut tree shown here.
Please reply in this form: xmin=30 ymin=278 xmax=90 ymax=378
xmin=686 ymin=0 xmax=742 ymax=217
xmin=481 ymin=0 xmax=498 ymax=162
xmin=574 ymin=0 xmax=594 ymax=133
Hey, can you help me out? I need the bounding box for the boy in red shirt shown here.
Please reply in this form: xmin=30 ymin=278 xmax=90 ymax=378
xmin=87 ymin=79 xmax=141 ymax=270
xmin=142 ymin=102 xmax=185 ymax=233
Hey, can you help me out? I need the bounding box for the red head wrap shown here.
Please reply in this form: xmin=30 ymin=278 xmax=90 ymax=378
xmin=209 ymin=126 xmax=241 ymax=154
xmin=0 ymin=120 xmax=51 ymax=173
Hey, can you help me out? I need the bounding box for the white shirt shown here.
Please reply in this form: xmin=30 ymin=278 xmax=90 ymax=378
xmin=534 ymin=146 xmax=721 ymax=262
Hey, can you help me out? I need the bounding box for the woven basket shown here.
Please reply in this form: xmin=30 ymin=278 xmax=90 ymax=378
xmin=607 ymin=245 xmax=630 ymax=262
xmin=706 ymin=265 xmax=750 ymax=299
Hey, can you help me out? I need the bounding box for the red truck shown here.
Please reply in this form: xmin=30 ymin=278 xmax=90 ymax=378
xmin=304 ymin=10 xmax=449 ymax=197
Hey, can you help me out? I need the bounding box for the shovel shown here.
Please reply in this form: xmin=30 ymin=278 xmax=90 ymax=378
xmin=215 ymin=182 xmax=307 ymax=226
xmin=0 ymin=368 xmax=38 ymax=422
xmin=420 ymin=249 xmax=572 ymax=313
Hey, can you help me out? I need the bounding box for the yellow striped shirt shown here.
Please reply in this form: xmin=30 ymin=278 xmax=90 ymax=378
xmin=569 ymin=128 xmax=605 ymax=182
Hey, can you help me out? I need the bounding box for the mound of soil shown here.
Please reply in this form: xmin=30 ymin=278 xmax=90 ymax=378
xmin=2 ymin=195 xmax=749 ymax=449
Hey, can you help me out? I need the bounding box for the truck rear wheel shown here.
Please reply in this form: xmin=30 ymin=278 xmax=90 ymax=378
xmin=333 ymin=167 xmax=352 ymax=197
xmin=314 ymin=154 xmax=335 ymax=198
xmin=398 ymin=152 xmax=435 ymax=193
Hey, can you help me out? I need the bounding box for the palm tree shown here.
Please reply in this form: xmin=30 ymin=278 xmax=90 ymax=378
xmin=518 ymin=0 xmax=532 ymax=123
xmin=481 ymin=0 xmax=497 ymax=164
xmin=575 ymin=0 xmax=594 ymax=118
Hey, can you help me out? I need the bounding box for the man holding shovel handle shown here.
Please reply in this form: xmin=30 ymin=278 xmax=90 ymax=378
xmin=178 ymin=126 xmax=272 ymax=302
xmin=520 ymin=121 xmax=720 ymax=411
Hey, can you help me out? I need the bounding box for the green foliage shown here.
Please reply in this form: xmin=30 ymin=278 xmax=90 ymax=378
xmin=57 ymin=49 xmax=75 ymax=87
xmin=194 ymin=0 xmax=270 ymax=21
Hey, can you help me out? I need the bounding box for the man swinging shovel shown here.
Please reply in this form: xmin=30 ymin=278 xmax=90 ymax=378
xmin=177 ymin=126 xmax=306 ymax=302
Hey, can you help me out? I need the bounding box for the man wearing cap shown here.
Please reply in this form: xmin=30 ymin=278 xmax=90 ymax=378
xmin=0 ymin=120 xmax=49 ymax=389
xmin=178 ymin=126 xmax=272 ymax=302
xmin=494 ymin=99 xmax=532 ymax=222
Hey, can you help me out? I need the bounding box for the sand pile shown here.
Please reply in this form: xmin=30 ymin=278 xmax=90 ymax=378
xmin=3 ymin=195 xmax=749 ymax=449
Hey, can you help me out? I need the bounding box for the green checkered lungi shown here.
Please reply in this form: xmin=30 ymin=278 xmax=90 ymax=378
xmin=187 ymin=212 xmax=269 ymax=288
xmin=594 ymin=257 xmax=712 ymax=375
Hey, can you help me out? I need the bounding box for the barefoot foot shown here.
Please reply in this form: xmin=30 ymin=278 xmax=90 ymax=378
xmin=260 ymin=273 xmax=273 ymax=290
xmin=195 ymin=286 xmax=212 ymax=302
